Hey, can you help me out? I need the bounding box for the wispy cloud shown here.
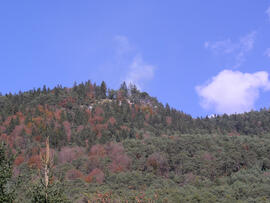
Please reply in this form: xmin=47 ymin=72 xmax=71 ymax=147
xmin=264 ymin=48 xmax=270 ymax=58
xmin=196 ymin=70 xmax=270 ymax=114
xmin=125 ymin=55 xmax=155 ymax=90
xmin=204 ymin=39 xmax=237 ymax=54
xmin=114 ymin=35 xmax=155 ymax=90
xmin=204 ymin=31 xmax=256 ymax=68
xmin=114 ymin=35 xmax=133 ymax=56
xmin=266 ymin=6 xmax=270 ymax=21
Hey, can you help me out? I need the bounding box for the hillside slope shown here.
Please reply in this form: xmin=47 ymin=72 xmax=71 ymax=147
xmin=1 ymin=81 xmax=270 ymax=202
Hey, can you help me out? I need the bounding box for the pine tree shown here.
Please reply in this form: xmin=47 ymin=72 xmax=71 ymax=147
xmin=120 ymin=82 xmax=128 ymax=98
xmin=100 ymin=81 xmax=107 ymax=99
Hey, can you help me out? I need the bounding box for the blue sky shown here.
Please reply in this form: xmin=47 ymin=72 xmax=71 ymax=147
xmin=0 ymin=1 xmax=270 ymax=117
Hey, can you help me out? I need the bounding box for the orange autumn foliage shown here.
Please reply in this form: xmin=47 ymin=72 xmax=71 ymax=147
xmin=107 ymin=142 xmax=131 ymax=173
xmin=24 ymin=122 xmax=32 ymax=135
xmin=59 ymin=96 xmax=76 ymax=107
xmin=145 ymin=113 xmax=150 ymax=121
xmin=16 ymin=111 xmax=25 ymax=124
xmin=89 ymin=144 xmax=107 ymax=158
xmin=84 ymin=168 xmax=104 ymax=184
xmin=107 ymin=117 xmax=116 ymax=126
xmin=44 ymin=109 xmax=54 ymax=120
xmin=54 ymin=109 xmax=62 ymax=121
xmin=12 ymin=125 xmax=24 ymax=137
xmin=0 ymin=133 xmax=8 ymax=143
xmin=14 ymin=154 xmax=25 ymax=166
xmin=34 ymin=135 xmax=42 ymax=142
xmin=31 ymin=146 xmax=40 ymax=155
xmin=37 ymin=104 xmax=44 ymax=113
xmin=84 ymin=174 xmax=93 ymax=183
xmin=28 ymin=155 xmax=42 ymax=169
xmin=33 ymin=117 xmax=43 ymax=126
xmin=3 ymin=115 xmax=16 ymax=126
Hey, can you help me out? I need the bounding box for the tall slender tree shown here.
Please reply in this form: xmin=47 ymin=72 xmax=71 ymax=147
xmin=100 ymin=81 xmax=107 ymax=99
xmin=30 ymin=136 xmax=68 ymax=203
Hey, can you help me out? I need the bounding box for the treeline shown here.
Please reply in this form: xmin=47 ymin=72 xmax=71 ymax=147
xmin=1 ymin=80 xmax=270 ymax=138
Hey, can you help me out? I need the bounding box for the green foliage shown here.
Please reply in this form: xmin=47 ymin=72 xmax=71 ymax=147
xmin=1 ymin=80 xmax=270 ymax=202
xmin=0 ymin=142 xmax=15 ymax=203
xmin=30 ymin=178 xmax=68 ymax=203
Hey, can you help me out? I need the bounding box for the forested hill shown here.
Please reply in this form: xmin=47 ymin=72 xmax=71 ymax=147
xmin=1 ymin=80 xmax=270 ymax=137
xmin=1 ymin=81 xmax=270 ymax=202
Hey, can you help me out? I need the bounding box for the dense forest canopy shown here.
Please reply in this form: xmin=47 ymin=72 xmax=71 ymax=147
xmin=1 ymin=80 xmax=270 ymax=202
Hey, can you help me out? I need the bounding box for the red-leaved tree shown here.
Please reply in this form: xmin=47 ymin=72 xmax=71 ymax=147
xmin=85 ymin=168 xmax=104 ymax=184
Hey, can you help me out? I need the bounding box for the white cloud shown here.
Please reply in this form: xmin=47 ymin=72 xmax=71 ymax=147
xmin=205 ymin=32 xmax=256 ymax=68
xmin=114 ymin=35 xmax=155 ymax=90
xmin=264 ymin=48 xmax=270 ymax=58
xmin=196 ymin=70 xmax=270 ymax=114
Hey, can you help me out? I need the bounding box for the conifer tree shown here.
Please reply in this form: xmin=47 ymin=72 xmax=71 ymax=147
xmin=120 ymin=82 xmax=128 ymax=98
xmin=100 ymin=81 xmax=107 ymax=99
